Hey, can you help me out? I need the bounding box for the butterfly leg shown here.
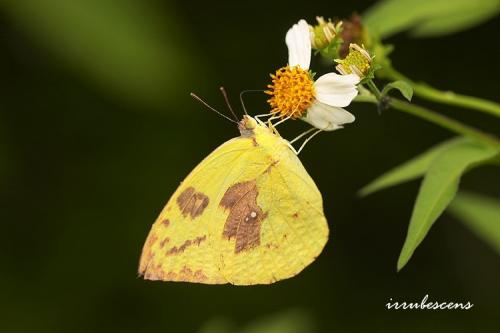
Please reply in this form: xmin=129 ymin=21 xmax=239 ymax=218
xmin=286 ymin=127 xmax=324 ymax=154
xmin=289 ymin=128 xmax=316 ymax=144
xmin=254 ymin=113 xmax=273 ymax=125
xmin=296 ymin=129 xmax=323 ymax=154
xmin=266 ymin=116 xmax=282 ymax=136
xmin=271 ymin=115 xmax=292 ymax=128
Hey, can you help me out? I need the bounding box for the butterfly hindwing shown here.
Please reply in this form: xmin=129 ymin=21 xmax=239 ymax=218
xmin=213 ymin=130 xmax=328 ymax=284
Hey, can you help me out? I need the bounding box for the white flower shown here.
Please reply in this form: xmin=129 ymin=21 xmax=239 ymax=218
xmin=285 ymin=19 xmax=360 ymax=131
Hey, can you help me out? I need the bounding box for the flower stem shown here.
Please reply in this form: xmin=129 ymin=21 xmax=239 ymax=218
xmin=366 ymin=79 xmax=382 ymax=99
xmin=389 ymin=99 xmax=500 ymax=148
xmin=381 ymin=65 xmax=500 ymax=118
xmin=354 ymin=91 xmax=500 ymax=148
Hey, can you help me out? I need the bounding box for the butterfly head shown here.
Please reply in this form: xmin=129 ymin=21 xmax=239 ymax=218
xmin=238 ymin=115 xmax=258 ymax=137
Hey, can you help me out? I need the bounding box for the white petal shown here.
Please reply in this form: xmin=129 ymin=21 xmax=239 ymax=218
xmin=314 ymin=72 xmax=360 ymax=107
xmin=305 ymin=101 xmax=355 ymax=131
xmin=285 ymin=19 xmax=311 ymax=70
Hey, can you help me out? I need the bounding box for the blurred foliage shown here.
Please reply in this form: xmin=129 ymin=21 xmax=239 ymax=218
xmin=358 ymin=0 xmax=500 ymax=271
xmin=199 ymin=309 xmax=314 ymax=333
xmin=396 ymin=140 xmax=498 ymax=270
xmin=363 ymin=0 xmax=500 ymax=38
xmin=360 ymin=137 xmax=499 ymax=270
xmin=0 ymin=0 xmax=200 ymax=110
xmin=359 ymin=137 xmax=465 ymax=197
xmin=449 ymin=191 xmax=500 ymax=254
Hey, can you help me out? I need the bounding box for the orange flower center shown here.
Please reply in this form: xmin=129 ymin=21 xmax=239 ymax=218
xmin=265 ymin=65 xmax=315 ymax=119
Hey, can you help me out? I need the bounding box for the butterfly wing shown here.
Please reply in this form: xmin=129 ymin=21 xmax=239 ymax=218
xmin=138 ymin=135 xmax=259 ymax=284
xmin=214 ymin=127 xmax=329 ymax=285
xmin=139 ymin=124 xmax=329 ymax=285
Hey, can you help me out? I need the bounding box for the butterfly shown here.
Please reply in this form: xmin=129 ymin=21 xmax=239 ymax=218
xmin=138 ymin=114 xmax=329 ymax=285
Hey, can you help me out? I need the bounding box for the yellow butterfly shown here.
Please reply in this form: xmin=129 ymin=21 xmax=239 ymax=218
xmin=138 ymin=115 xmax=328 ymax=285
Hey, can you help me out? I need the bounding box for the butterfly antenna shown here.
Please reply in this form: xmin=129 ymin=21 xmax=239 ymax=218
xmin=190 ymin=93 xmax=238 ymax=124
xmin=219 ymin=87 xmax=239 ymax=121
xmin=239 ymin=89 xmax=265 ymax=116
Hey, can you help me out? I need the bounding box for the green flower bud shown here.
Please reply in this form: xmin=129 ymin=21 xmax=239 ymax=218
xmin=336 ymin=43 xmax=372 ymax=78
xmin=310 ymin=16 xmax=339 ymax=50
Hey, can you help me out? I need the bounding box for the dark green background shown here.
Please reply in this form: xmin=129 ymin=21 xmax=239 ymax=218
xmin=1 ymin=0 xmax=499 ymax=332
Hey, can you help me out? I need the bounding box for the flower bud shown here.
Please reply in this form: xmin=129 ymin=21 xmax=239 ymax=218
xmin=336 ymin=43 xmax=372 ymax=78
xmin=310 ymin=16 xmax=339 ymax=50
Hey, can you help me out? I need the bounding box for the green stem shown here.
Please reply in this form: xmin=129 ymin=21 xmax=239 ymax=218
xmin=354 ymin=95 xmax=378 ymax=104
xmin=366 ymin=79 xmax=382 ymax=99
xmin=389 ymin=99 xmax=500 ymax=148
xmin=354 ymin=93 xmax=500 ymax=148
xmin=381 ymin=66 xmax=500 ymax=118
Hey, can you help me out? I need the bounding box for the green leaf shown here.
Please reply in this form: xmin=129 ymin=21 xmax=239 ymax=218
xmin=448 ymin=191 xmax=500 ymax=255
xmin=382 ymin=80 xmax=414 ymax=101
xmin=359 ymin=137 xmax=467 ymax=197
xmin=410 ymin=4 xmax=500 ymax=37
xmin=0 ymin=0 xmax=199 ymax=110
xmin=397 ymin=141 xmax=498 ymax=271
xmin=363 ymin=0 xmax=500 ymax=39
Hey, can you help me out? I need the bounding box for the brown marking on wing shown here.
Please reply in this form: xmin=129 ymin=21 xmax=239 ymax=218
xmin=145 ymin=269 xmax=175 ymax=281
xmin=161 ymin=219 xmax=170 ymax=227
xmin=292 ymin=212 xmax=299 ymax=218
xmin=148 ymin=267 xmax=208 ymax=282
xmin=159 ymin=237 xmax=170 ymax=248
xmin=179 ymin=267 xmax=208 ymax=282
xmin=176 ymin=187 xmax=209 ymax=219
xmin=166 ymin=240 xmax=191 ymax=256
xmin=145 ymin=233 xmax=158 ymax=247
xmin=178 ymin=266 xmax=208 ymax=282
xmin=193 ymin=235 xmax=207 ymax=246
xmin=193 ymin=269 xmax=208 ymax=282
xmin=177 ymin=187 xmax=194 ymax=207
xmin=219 ymin=180 xmax=267 ymax=253
xmin=165 ymin=235 xmax=207 ymax=256
xmin=180 ymin=266 xmax=193 ymax=277
xmin=251 ymin=137 xmax=258 ymax=147
xmin=263 ymin=160 xmax=279 ymax=174
xmin=144 ymin=263 xmax=166 ymax=281
xmin=138 ymin=233 xmax=158 ymax=274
